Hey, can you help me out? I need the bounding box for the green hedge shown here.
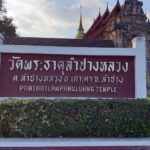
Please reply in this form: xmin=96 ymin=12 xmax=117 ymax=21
xmin=0 ymin=99 xmax=150 ymax=138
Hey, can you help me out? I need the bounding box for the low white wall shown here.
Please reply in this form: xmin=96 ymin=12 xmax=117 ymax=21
xmin=0 ymin=138 xmax=150 ymax=147
xmin=0 ymin=37 xmax=147 ymax=98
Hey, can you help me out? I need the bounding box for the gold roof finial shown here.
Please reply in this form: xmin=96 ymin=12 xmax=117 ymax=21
xmin=75 ymin=3 xmax=85 ymax=39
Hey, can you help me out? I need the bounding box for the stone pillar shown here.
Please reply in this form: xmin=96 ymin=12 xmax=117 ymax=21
xmin=132 ymin=37 xmax=147 ymax=98
xmin=132 ymin=37 xmax=149 ymax=96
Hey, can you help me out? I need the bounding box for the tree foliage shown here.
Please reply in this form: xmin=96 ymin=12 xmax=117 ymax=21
xmin=0 ymin=0 xmax=17 ymax=37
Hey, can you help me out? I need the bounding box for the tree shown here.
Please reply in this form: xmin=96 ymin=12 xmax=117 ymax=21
xmin=0 ymin=0 xmax=18 ymax=37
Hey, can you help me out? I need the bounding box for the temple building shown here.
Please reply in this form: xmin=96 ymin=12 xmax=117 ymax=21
xmin=76 ymin=0 xmax=150 ymax=95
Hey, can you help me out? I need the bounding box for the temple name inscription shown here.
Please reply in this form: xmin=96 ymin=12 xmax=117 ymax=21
xmin=0 ymin=53 xmax=134 ymax=98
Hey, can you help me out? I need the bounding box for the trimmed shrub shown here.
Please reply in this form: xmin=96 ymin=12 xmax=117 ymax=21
xmin=0 ymin=99 xmax=150 ymax=137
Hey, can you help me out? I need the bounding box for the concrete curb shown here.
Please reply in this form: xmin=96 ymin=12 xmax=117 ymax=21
xmin=0 ymin=138 xmax=150 ymax=147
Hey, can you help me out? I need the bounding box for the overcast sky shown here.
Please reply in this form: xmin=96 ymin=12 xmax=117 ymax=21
xmin=5 ymin=0 xmax=150 ymax=38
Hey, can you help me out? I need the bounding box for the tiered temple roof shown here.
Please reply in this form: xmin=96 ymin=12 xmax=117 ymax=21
xmin=84 ymin=0 xmax=121 ymax=39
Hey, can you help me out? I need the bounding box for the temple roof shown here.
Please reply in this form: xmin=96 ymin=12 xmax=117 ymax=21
xmin=4 ymin=37 xmax=115 ymax=48
xmin=84 ymin=0 xmax=121 ymax=39
xmin=84 ymin=12 xmax=102 ymax=38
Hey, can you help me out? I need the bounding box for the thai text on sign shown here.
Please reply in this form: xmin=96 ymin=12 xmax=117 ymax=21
xmin=9 ymin=56 xmax=129 ymax=75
